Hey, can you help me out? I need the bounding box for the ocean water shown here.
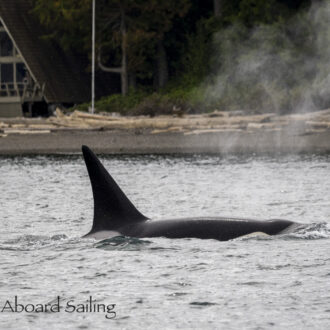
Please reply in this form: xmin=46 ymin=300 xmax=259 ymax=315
xmin=0 ymin=153 xmax=329 ymax=329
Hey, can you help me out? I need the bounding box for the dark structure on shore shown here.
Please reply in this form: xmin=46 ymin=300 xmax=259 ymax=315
xmin=0 ymin=0 xmax=117 ymax=117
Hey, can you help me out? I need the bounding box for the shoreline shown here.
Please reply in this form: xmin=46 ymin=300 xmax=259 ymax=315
xmin=1 ymin=109 xmax=330 ymax=155
xmin=0 ymin=128 xmax=329 ymax=155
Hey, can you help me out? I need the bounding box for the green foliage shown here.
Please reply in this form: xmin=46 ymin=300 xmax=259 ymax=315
xmin=33 ymin=0 xmax=92 ymax=51
xmin=237 ymin=0 xmax=291 ymax=26
xmin=78 ymin=88 xmax=149 ymax=114
xmin=33 ymin=0 xmax=191 ymax=79
xmin=34 ymin=0 xmax=319 ymax=114
xmin=178 ymin=20 xmax=212 ymax=87
xmin=76 ymin=83 xmax=211 ymax=116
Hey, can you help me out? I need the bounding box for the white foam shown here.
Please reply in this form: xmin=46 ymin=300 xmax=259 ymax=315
xmin=84 ymin=231 xmax=121 ymax=240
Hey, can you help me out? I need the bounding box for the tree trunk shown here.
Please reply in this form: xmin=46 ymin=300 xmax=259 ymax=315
xmin=97 ymin=4 xmax=128 ymax=96
xmin=120 ymin=4 xmax=128 ymax=95
xmin=129 ymin=72 xmax=137 ymax=89
xmin=154 ymin=40 xmax=168 ymax=89
xmin=214 ymin=0 xmax=222 ymax=17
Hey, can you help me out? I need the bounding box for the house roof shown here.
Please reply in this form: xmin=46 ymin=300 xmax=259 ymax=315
xmin=0 ymin=0 xmax=91 ymax=103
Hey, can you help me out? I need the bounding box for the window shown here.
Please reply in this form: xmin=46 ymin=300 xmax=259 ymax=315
xmin=1 ymin=63 xmax=13 ymax=83
xmin=16 ymin=63 xmax=27 ymax=83
xmin=0 ymin=31 xmax=13 ymax=56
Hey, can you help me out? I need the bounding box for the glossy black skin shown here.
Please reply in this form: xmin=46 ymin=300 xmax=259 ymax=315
xmin=110 ymin=217 xmax=294 ymax=241
xmin=82 ymin=145 xmax=295 ymax=241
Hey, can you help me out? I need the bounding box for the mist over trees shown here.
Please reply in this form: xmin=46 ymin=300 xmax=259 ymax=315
xmin=33 ymin=0 xmax=325 ymax=114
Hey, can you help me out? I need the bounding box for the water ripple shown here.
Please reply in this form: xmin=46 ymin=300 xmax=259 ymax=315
xmin=0 ymin=153 xmax=329 ymax=329
xmin=94 ymin=236 xmax=152 ymax=251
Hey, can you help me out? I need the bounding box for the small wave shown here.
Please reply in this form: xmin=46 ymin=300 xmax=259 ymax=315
xmin=190 ymin=301 xmax=217 ymax=307
xmin=232 ymin=222 xmax=330 ymax=241
xmin=94 ymin=235 xmax=152 ymax=250
xmin=237 ymin=281 xmax=269 ymax=286
xmin=234 ymin=232 xmax=272 ymax=241
xmin=0 ymin=234 xmax=68 ymax=251
xmin=284 ymin=222 xmax=330 ymax=240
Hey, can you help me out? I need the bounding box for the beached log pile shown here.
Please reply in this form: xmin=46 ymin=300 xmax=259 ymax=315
xmin=48 ymin=108 xmax=330 ymax=134
xmin=0 ymin=108 xmax=330 ymax=136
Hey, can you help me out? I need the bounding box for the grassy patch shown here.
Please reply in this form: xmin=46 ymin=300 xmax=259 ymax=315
xmin=75 ymin=84 xmax=212 ymax=116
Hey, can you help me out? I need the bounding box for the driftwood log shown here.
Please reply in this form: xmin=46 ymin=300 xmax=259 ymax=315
xmin=0 ymin=108 xmax=330 ymax=135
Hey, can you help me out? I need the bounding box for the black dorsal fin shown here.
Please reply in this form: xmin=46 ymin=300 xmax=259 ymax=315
xmin=82 ymin=145 xmax=148 ymax=233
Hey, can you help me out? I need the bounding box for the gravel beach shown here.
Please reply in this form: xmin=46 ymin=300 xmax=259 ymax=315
xmin=0 ymin=128 xmax=330 ymax=155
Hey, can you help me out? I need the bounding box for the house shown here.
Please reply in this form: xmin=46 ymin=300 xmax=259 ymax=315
xmin=0 ymin=0 xmax=93 ymax=117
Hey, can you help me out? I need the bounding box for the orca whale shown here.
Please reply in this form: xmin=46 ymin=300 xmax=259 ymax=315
xmin=81 ymin=145 xmax=296 ymax=241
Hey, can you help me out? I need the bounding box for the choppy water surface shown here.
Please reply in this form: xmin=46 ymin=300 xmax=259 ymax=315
xmin=0 ymin=153 xmax=329 ymax=329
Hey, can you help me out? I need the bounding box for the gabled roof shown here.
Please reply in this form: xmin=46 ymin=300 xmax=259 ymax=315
xmin=0 ymin=0 xmax=91 ymax=103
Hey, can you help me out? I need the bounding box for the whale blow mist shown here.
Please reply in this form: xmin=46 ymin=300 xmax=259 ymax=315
xmin=204 ymin=0 xmax=330 ymax=114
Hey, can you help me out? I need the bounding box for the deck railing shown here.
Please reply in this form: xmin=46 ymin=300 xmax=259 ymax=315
xmin=0 ymin=81 xmax=44 ymax=101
